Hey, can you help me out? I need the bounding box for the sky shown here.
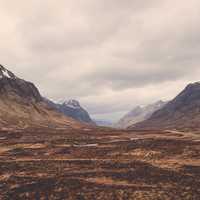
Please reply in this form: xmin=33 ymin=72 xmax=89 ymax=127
xmin=1 ymin=0 xmax=200 ymax=122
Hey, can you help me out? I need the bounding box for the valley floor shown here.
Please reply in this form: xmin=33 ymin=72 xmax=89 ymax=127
xmin=0 ymin=127 xmax=200 ymax=200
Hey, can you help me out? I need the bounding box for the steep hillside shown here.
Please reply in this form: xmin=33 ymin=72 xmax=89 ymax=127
xmin=0 ymin=65 xmax=83 ymax=129
xmin=132 ymin=82 xmax=200 ymax=130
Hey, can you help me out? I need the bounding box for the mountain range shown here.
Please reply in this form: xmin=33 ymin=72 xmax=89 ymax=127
xmin=115 ymin=100 xmax=166 ymax=129
xmin=2 ymin=64 xmax=200 ymax=131
xmin=0 ymin=65 xmax=86 ymax=129
xmin=131 ymin=82 xmax=200 ymax=131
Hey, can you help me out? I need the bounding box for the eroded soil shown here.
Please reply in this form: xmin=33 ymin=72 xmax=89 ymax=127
xmin=0 ymin=127 xmax=199 ymax=200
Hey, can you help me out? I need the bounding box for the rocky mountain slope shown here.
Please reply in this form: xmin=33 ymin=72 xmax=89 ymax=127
xmin=116 ymin=101 xmax=166 ymax=129
xmin=58 ymin=99 xmax=95 ymax=124
xmin=0 ymin=65 xmax=42 ymax=102
xmin=0 ymin=64 xmax=83 ymax=129
xmin=132 ymin=82 xmax=200 ymax=130
xmin=44 ymin=98 xmax=95 ymax=125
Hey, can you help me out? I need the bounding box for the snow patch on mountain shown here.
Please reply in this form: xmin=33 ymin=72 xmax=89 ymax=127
xmin=0 ymin=64 xmax=17 ymax=79
xmin=115 ymin=100 xmax=167 ymax=129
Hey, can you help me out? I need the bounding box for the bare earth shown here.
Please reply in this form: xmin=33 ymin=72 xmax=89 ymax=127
xmin=0 ymin=127 xmax=200 ymax=200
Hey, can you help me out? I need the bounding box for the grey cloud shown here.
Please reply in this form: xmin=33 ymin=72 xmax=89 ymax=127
xmin=0 ymin=0 xmax=200 ymax=120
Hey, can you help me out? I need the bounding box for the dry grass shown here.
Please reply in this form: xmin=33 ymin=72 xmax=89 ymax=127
xmin=0 ymin=127 xmax=199 ymax=199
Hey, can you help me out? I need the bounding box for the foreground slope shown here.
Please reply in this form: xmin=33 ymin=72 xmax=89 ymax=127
xmin=132 ymin=82 xmax=200 ymax=130
xmin=116 ymin=101 xmax=166 ymax=129
xmin=0 ymin=127 xmax=199 ymax=199
xmin=0 ymin=65 xmax=83 ymax=129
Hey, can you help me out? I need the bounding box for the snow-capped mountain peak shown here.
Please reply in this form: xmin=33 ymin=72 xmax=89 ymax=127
xmin=115 ymin=100 xmax=167 ymax=129
xmin=0 ymin=64 xmax=17 ymax=79
xmin=46 ymin=98 xmax=95 ymax=124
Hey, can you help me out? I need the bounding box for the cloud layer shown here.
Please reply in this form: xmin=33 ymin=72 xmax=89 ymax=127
xmin=1 ymin=0 xmax=200 ymax=121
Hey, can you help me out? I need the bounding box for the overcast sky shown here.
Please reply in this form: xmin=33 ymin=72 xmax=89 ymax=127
xmin=1 ymin=0 xmax=200 ymax=122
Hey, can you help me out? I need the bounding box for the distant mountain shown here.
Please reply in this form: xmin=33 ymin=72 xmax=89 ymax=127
xmin=132 ymin=82 xmax=200 ymax=130
xmin=44 ymin=98 xmax=95 ymax=125
xmin=0 ymin=64 xmax=83 ymax=129
xmin=116 ymin=101 xmax=166 ymax=129
xmin=94 ymin=119 xmax=113 ymax=127
xmin=58 ymin=100 xmax=95 ymax=125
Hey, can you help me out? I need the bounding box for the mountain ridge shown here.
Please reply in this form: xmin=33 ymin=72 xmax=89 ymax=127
xmin=132 ymin=82 xmax=200 ymax=130
xmin=44 ymin=98 xmax=95 ymax=125
xmin=0 ymin=64 xmax=84 ymax=129
xmin=115 ymin=100 xmax=166 ymax=129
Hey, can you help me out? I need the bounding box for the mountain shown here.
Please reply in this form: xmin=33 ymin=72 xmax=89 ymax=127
xmin=0 ymin=64 xmax=83 ymax=129
xmin=44 ymin=98 xmax=95 ymax=125
xmin=0 ymin=65 xmax=42 ymax=102
xmin=132 ymin=82 xmax=200 ymax=130
xmin=115 ymin=101 xmax=166 ymax=129
xmin=57 ymin=100 xmax=95 ymax=124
